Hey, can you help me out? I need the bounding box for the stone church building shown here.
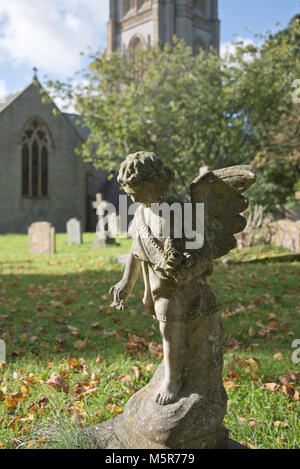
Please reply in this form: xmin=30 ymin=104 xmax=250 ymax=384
xmin=0 ymin=0 xmax=219 ymax=234
xmin=0 ymin=79 xmax=120 ymax=234
xmin=108 ymin=0 xmax=219 ymax=55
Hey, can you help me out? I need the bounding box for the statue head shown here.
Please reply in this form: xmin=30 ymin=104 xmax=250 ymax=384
xmin=118 ymin=151 xmax=173 ymax=205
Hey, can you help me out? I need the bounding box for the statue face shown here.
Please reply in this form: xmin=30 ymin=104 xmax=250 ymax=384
xmin=124 ymin=182 xmax=163 ymax=207
xmin=124 ymin=183 xmax=152 ymax=206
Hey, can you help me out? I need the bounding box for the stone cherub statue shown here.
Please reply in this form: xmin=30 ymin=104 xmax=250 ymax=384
xmin=110 ymin=151 xmax=255 ymax=407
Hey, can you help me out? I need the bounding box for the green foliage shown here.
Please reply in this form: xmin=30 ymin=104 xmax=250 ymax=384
xmin=47 ymin=21 xmax=300 ymax=207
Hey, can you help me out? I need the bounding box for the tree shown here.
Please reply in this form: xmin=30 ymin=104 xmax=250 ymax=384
xmin=47 ymin=21 xmax=300 ymax=207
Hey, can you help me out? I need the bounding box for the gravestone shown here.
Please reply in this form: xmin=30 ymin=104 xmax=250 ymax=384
xmin=28 ymin=222 xmax=56 ymax=254
xmin=67 ymin=218 xmax=82 ymax=245
xmin=264 ymin=219 xmax=300 ymax=253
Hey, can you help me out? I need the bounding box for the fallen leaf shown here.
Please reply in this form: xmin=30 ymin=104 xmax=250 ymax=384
xmin=47 ymin=373 xmax=69 ymax=392
xmin=273 ymin=352 xmax=283 ymax=361
xmin=279 ymin=375 xmax=293 ymax=385
xmin=248 ymin=418 xmax=257 ymax=427
xmin=132 ymin=366 xmax=142 ymax=380
xmin=6 ymin=392 xmax=25 ymax=408
xmin=288 ymin=370 xmax=300 ymax=381
xmin=273 ymin=421 xmax=288 ymax=428
xmin=107 ymin=404 xmax=123 ymax=415
xmin=282 ymin=384 xmax=299 ymax=402
xmin=74 ymin=340 xmax=87 ymax=351
xmin=260 ymin=383 xmax=281 ymax=392
xmin=223 ymin=378 xmax=240 ymax=390
xmin=120 ymin=375 xmax=132 ymax=383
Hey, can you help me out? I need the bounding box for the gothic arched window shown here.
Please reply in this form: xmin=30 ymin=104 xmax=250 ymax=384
xmin=21 ymin=118 xmax=50 ymax=198
xmin=193 ymin=38 xmax=206 ymax=54
xmin=128 ymin=34 xmax=146 ymax=55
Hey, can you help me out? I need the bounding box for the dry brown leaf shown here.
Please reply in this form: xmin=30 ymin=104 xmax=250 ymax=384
xmin=96 ymin=355 xmax=103 ymax=363
xmin=120 ymin=375 xmax=132 ymax=383
xmin=132 ymin=366 xmax=142 ymax=380
xmin=260 ymin=383 xmax=281 ymax=392
xmin=288 ymin=370 xmax=300 ymax=381
xmin=273 ymin=421 xmax=288 ymax=428
xmin=107 ymin=404 xmax=123 ymax=415
xmin=47 ymin=373 xmax=69 ymax=392
xmin=223 ymin=378 xmax=240 ymax=390
xmin=248 ymin=418 xmax=258 ymax=427
xmin=279 ymin=375 xmax=293 ymax=385
xmin=74 ymin=339 xmax=87 ymax=351
xmin=282 ymin=384 xmax=299 ymax=402
xmin=6 ymin=392 xmax=25 ymax=408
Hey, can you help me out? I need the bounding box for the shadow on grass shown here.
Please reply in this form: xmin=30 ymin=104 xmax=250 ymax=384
xmin=0 ymin=268 xmax=158 ymax=365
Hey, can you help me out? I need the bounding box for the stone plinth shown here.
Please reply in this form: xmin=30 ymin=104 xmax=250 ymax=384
xmin=88 ymin=313 xmax=228 ymax=449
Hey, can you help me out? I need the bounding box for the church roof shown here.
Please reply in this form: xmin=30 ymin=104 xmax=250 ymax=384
xmin=0 ymin=89 xmax=24 ymax=114
xmin=0 ymin=80 xmax=90 ymax=142
xmin=64 ymin=113 xmax=90 ymax=141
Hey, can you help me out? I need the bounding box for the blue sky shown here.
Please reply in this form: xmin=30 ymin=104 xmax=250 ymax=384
xmin=0 ymin=0 xmax=299 ymax=98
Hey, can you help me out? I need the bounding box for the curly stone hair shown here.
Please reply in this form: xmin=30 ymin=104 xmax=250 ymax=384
xmin=118 ymin=151 xmax=174 ymax=188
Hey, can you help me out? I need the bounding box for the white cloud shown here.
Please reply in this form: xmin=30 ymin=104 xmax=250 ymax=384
xmin=0 ymin=0 xmax=109 ymax=76
xmin=220 ymin=37 xmax=256 ymax=59
xmin=0 ymin=78 xmax=6 ymax=103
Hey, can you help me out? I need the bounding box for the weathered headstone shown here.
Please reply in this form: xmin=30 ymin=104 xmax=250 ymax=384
xmin=67 ymin=218 xmax=82 ymax=245
xmin=264 ymin=219 xmax=300 ymax=253
xmin=28 ymin=222 xmax=56 ymax=254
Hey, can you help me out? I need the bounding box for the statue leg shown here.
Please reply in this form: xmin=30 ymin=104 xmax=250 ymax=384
xmin=156 ymin=320 xmax=185 ymax=405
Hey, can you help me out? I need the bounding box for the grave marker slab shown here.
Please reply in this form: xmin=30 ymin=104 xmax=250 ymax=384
xmin=28 ymin=222 xmax=56 ymax=254
xmin=67 ymin=218 xmax=82 ymax=245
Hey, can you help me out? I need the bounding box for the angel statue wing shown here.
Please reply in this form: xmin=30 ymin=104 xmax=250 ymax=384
xmin=190 ymin=165 xmax=256 ymax=259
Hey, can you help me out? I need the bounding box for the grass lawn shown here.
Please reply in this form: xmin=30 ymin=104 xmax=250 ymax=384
xmin=0 ymin=234 xmax=299 ymax=449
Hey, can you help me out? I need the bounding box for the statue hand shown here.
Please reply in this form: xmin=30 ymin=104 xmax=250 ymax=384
xmin=109 ymin=280 xmax=130 ymax=311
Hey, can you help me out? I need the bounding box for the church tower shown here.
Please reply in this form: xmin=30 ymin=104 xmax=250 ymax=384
xmin=107 ymin=0 xmax=220 ymax=56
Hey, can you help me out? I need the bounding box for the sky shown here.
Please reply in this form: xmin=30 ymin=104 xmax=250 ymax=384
xmin=0 ymin=0 xmax=299 ymax=99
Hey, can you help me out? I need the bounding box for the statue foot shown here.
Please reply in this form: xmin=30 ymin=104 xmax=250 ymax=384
xmin=155 ymin=379 xmax=182 ymax=406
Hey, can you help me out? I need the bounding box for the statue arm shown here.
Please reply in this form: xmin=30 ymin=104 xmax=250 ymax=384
xmin=122 ymin=250 xmax=141 ymax=292
xmin=109 ymin=249 xmax=141 ymax=311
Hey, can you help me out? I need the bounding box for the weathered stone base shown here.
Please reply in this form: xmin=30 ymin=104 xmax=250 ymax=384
xmin=86 ymin=418 xmax=247 ymax=449
xmin=87 ymin=314 xmax=230 ymax=450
